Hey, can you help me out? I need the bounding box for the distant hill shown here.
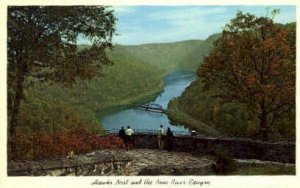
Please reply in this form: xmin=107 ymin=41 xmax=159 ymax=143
xmin=107 ymin=33 xmax=221 ymax=73
xmin=78 ymin=33 xmax=220 ymax=73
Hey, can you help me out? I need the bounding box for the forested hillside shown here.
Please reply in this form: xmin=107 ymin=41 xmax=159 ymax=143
xmin=167 ymin=20 xmax=296 ymax=141
xmin=17 ymin=34 xmax=219 ymax=134
xmin=113 ymin=33 xmax=220 ymax=72
xmin=18 ymin=51 xmax=163 ymax=133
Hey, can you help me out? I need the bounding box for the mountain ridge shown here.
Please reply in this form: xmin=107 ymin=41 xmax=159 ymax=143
xmin=106 ymin=33 xmax=221 ymax=72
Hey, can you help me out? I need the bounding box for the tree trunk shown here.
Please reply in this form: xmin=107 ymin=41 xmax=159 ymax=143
xmin=260 ymin=100 xmax=269 ymax=141
xmin=9 ymin=72 xmax=25 ymax=137
xmin=260 ymin=117 xmax=268 ymax=141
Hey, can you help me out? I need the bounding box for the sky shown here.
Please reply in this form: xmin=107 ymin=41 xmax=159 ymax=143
xmin=109 ymin=5 xmax=296 ymax=45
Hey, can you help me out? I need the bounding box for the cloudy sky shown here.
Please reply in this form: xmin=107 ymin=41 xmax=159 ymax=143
xmin=110 ymin=5 xmax=296 ymax=45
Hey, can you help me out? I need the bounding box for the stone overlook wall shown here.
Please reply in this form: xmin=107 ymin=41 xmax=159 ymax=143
xmin=8 ymin=150 xmax=132 ymax=176
xmin=8 ymin=134 xmax=295 ymax=176
xmin=132 ymin=133 xmax=295 ymax=163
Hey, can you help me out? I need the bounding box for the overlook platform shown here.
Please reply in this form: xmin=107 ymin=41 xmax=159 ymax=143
xmin=8 ymin=133 xmax=295 ymax=176
xmin=8 ymin=149 xmax=215 ymax=176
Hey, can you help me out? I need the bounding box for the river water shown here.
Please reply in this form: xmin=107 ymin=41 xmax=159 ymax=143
xmin=98 ymin=70 xmax=196 ymax=135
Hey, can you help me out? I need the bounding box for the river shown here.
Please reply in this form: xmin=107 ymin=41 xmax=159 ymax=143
xmin=98 ymin=70 xmax=196 ymax=135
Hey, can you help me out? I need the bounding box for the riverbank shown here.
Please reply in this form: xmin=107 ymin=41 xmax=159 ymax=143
xmin=17 ymin=53 xmax=166 ymax=134
xmin=15 ymin=34 xmax=220 ymax=135
xmin=98 ymin=70 xmax=195 ymax=134
xmin=167 ymin=99 xmax=220 ymax=136
xmin=96 ymin=84 xmax=164 ymax=118
xmin=166 ymin=75 xmax=295 ymax=141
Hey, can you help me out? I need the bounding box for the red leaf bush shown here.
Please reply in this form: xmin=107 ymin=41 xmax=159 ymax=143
xmin=8 ymin=127 xmax=123 ymax=161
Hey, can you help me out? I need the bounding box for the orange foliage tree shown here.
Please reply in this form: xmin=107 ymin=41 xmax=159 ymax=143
xmin=198 ymin=11 xmax=295 ymax=140
xmin=8 ymin=127 xmax=123 ymax=160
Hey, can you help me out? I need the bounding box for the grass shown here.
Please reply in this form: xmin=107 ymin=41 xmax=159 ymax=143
xmin=229 ymin=165 xmax=296 ymax=175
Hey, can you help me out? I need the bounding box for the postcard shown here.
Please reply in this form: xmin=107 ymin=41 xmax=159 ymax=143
xmin=1 ymin=0 xmax=299 ymax=188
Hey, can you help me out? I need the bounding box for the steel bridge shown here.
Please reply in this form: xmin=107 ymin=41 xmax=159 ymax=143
xmin=134 ymin=103 xmax=166 ymax=114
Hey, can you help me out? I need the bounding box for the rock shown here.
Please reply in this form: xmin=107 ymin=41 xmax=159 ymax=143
xmin=234 ymin=159 xmax=295 ymax=168
xmin=8 ymin=133 xmax=295 ymax=176
xmin=8 ymin=149 xmax=133 ymax=176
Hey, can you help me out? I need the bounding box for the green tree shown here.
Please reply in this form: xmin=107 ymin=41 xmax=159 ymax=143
xmin=8 ymin=6 xmax=116 ymax=136
xmin=198 ymin=11 xmax=295 ymax=140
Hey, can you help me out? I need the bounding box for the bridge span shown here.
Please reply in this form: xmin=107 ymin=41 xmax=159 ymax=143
xmin=130 ymin=103 xmax=166 ymax=114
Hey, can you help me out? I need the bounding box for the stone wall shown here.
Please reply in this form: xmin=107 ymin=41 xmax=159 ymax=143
xmin=8 ymin=150 xmax=132 ymax=176
xmin=132 ymin=133 xmax=295 ymax=163
xmin=8 ymin=134 xmax=295 ymax=176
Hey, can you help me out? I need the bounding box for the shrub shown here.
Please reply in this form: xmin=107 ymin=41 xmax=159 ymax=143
xmin=8 ymin=127 xmax=123 ymax=161
xmin=213 ymin=152 xmax=237 ymax=174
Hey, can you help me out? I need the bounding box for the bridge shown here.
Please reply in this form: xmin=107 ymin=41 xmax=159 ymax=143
xmin=132 ymin=103 xmax=166 ymax=114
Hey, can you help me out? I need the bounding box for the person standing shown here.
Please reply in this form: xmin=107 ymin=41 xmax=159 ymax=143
xmin=191 ymin=129 xmax=198 ymax=136
xmin=118 ymin=126 xmax=126 ymax=148
xmin=125 ymin=126 xmax=134 ymax=150
xmin=157 ymin=124 xmax=164 ymax=150
xmin=166 ymin=127 xmax=174 ymax=151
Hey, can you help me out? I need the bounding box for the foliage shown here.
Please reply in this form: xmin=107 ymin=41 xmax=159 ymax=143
xmin=18 ymin=96 xmax=103 ymax=133
xmin=197 ymin=12 xmax=295 ymax=140
xmin=191 ymin=80 xmax=259 ymax=137
xmin=112 ymin=34 xmax=220 ymax=73
xmin=8 ymin=127 xmax=123 ymax=161
xmin=167 ymin=99 xmax=220 ymax=136
xmin=7 ymin=6 xmax=116 ymax=136
xmin=213 ymin=152 xmax=237 ymax=175
xmin=167 ymin=15 xmax=295 ymax=141
xmin=168 ymin=78 xmax=295 ymax=141
xmin=16 ymin=35 xmax=220 ymax=135
xmin=229 ymin=165 xmax=295 ymax=175
xmin=17 ymin=48 xmax=164 ymax=134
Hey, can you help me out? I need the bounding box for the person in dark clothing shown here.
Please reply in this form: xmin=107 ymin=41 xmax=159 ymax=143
xmin=165 ymin=127 xmax=175 ymax=151
xmin=118 ymin=127 xmax=126 ymax=148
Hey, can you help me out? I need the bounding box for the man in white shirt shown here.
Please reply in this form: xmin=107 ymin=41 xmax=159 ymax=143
xmin=125 ymin=126 xmax=134 ymax=150
xmin=157 ymin=124 xmax=164 ymax=150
